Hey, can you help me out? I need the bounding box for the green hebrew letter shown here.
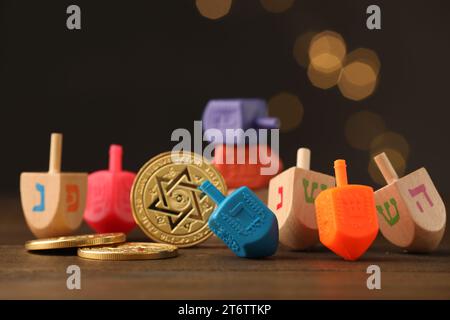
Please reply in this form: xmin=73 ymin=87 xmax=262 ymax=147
xmin=376 ymin=198 xmax=400 ymax=226
xmin=303 ymin=179 xmax=328 ymax=204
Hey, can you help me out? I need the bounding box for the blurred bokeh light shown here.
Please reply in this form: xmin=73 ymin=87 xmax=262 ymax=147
xmin=308 ymin=31 xmax=346 ymax=89
xmin=268 ymin=92 xmax=304 ymax=132
xmin=307 ymin=63 xmax=342 ymax=89
xmin=345 ymin=48 xmax=381 ymax=75
xmin=338 ymin=48 xmax=380 ymax=101
xmin=369 ymin=148 xmax=406 ymax=185
xmin=196 ymin=0 xmax=233 ymax=20
xmin=345 ymin=111 xmax=386 ymax=150
xmin=309 ymin=31 xmax=346 ymax=69
xmin=260 ymin=0 xmax=295 ymax=13
xmin=293 ymin=31 xmax=318 ymax=68
xmin=370 ymin=131 xmax=410 ymax=160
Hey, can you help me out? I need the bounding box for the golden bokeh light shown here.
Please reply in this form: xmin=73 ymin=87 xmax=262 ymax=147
xmin=345 ymin=48 xmax=381 ymax=76
xmin=338 ymin=62 xmax=378 ymax=101
xmin=307 ymin=31 xmax=346 ymax=89
xmin=309 ymin=31 xmax=347 ymax=70
xmin=293 ymin=31 xmax=318 ymax=68
xmin=307 ymin=62 xmax=341 ymax=89
xmin=196 ymin=0 xmax=233 ymax=20
xmin=345 ymin=111 xmax=386 ymax=150
xmin=268 ymin=92 xmax=304 ymax=132
xmin=369 ymin=148 xmax=406 ymax=186
xmin=370 ymin=131 xmax=410 ymax=160
xmin=338 ymin=48 xmax=380 ymax=101
xmin=260 ymin=0 xmax=295 ymax=13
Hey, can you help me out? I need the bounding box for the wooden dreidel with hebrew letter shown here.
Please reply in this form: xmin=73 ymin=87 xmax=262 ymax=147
xmin=315 ymin=160 xmax=378 ymax=261
xmin=268 ymin=148 xmax=335 ymax=250
xmin=373 ymin=152 xmax=446 ymax=252
xmin=84 ymin=145 xmax=136 ymax=234
xmin=199 ymin=181 xmax=279 ymax=258
xmin=20 ymin=133 xmax=87 ymax=238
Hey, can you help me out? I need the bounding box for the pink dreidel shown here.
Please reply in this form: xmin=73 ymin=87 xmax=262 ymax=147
xmin=84 ymin=145 xmax=136 ymax=233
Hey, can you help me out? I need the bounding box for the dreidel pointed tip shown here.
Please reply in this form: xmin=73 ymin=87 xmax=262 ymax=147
xmin=199 ymin=181 xmax=226 ymax=205
xmin=109 ymin=144 xmax=123 ymax=173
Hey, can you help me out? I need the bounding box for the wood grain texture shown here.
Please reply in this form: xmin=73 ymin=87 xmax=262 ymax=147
xmin=1 ymin=196 xmax=449 ymax=300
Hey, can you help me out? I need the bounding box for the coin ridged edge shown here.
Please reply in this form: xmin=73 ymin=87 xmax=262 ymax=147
xmin=25 ymin=233 xmax=127 ymax=251
xmin=77 ymin=247 xmax=178 ymax=261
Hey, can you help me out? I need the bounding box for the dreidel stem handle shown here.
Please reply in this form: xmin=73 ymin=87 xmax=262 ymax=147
xmin=109 ymin=144 xmax=123 ymax=172
xmin=199 ymin=181 xmax=225 ymax=205
xmin=49 ymin=133 xmax=62 ymax=174
xmin=374 ymin=152 xmax=399 ymax=184
xmin=334 ymin=159 xmax=348 ymax=187
xmin=297 ymin=148 xmax=311 ymax=170
xmin=255 ymin=117 xmax=280 ymax=129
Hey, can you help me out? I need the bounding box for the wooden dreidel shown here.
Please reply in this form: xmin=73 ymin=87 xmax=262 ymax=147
xmin=373 ymin=152 xmax=446 ymax=252
xmin=84 ymin=145 xmax=136 ymax=234
xmin=268 ymin=148 xmax=335 ymax=250
xmin=20 ymin=133 xmax=87 ymax=238
xmin=315 ymin=160 xmax=378 ymax=261
xmin=199 ymin=181 xmax=279 ymax=258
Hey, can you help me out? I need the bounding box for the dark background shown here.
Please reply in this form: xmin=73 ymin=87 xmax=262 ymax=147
xmin=0 ymin=0 xmax=449 ymax=196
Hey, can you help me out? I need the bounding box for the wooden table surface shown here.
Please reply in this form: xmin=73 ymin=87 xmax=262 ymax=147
xmin=1 ymin=195 xmax=449 ymax=300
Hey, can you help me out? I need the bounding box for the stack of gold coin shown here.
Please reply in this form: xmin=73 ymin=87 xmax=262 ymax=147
xmin=25 ymin=233 xmax=179 ymax=261
xmin=131 ymin=151 xmax=227 ymax=248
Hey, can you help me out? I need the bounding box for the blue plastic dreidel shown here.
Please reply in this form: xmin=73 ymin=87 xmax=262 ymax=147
xmin=199 ymin=181 xmax=279 ymax=258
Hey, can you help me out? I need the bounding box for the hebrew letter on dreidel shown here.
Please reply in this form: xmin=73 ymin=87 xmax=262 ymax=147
xmin=32 ymin=183 xmax=45 ymax=212
xmin=20 ymin=133 xmax=87 ymax=238
xmin=408 ymin=184 xmax=434 ymax=213
xmin=303 ymin=178 xmax=328 ymax=204
xmin=376 ymin=198 xmax=400 ymax=226
xmin=276 ymin=186 xmax=283 ymax=210
xmin=66 ymin=184 xmax=80 ymax=212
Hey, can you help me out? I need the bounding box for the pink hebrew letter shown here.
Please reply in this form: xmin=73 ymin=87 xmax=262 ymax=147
xmin=408 ymin=184 xmax=434 ymax=213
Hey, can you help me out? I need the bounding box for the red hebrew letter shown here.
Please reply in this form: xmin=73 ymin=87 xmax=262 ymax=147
xmin=66 ymin=184 xmax=80 ymax=212
xmin=276 ymin=186 xmax=283 ymax=210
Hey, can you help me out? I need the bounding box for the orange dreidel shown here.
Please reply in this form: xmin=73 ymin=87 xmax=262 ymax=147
xmin=315 ymin=160 xmax=379 ymax=260
xmin=373 ymin=152 xmax=446 ymax=252
xmin=84 ymin=145 xmax=136 ymax=234
xmin=20 ymin=133 xmax=88 ymax=238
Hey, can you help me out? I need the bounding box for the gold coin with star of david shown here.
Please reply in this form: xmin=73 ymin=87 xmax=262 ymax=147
xmin=131 ymin=151 xmax=227 ymax=247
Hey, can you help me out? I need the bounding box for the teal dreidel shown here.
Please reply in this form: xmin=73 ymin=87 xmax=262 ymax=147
xmin=199 ymin=181 xmax=279 ymax=258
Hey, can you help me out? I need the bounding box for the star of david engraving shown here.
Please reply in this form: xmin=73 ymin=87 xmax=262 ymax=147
xmin=148 ymin=167 xmax=209 ymax=231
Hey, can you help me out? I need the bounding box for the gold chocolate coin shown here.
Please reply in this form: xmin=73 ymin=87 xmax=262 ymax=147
xmin=131 ymin=152 xmax=227 ymax=247
xmin=77 ymin=242 xmax=178 ymax=260
xmin=25 ymin=233 xmax=126 ymax=251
